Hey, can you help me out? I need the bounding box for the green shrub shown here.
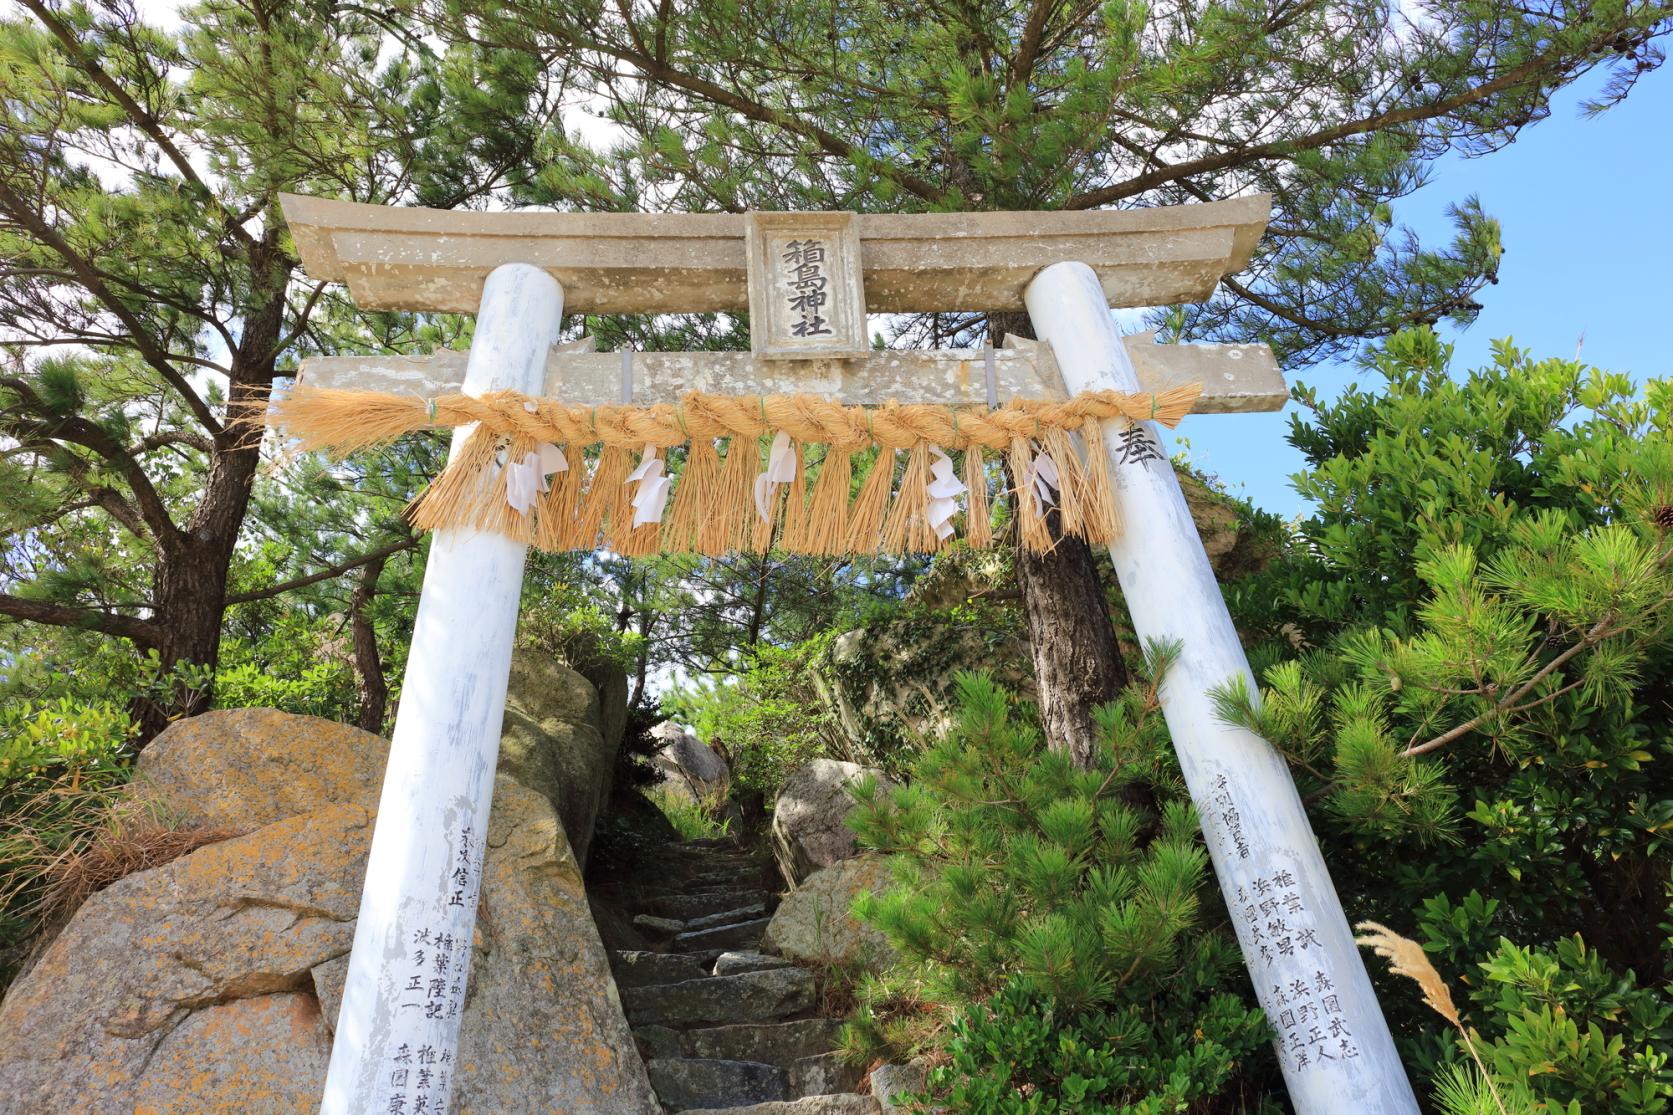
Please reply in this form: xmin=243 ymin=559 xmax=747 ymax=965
xmin=1222 ymin=330 xmax=1673 ymax=1108
xmin=663 ymin=633 xmax=844 ymax=798
xmin=647 ymin=785 xmax=733 ymax=841
xmin=0 ymin=698 xmax=136 ymax=988
xmin=843 ymin=669 xmax=1271 ymax=1110
xmin=517 ymin=597 xmax=645 ymax=672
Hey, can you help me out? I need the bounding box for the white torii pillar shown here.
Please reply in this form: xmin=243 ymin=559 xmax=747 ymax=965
xmin=321 ymin=263 xmax=565 ymax=1115
xmin=1025 ymin=262 xmax=1419 ymax=1114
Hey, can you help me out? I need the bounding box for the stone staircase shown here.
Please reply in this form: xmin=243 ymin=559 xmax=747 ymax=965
xmin=594 ymin=838 xmax=879 ymax=1114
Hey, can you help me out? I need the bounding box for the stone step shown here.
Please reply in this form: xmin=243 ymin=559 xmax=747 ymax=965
xmin=683 ymin=901 xmax=769 ymax=932
xmin=789 ymin=1053 xmax=866 ymax=1098
xmin=679 ymin=1096 xmax=881 ymax=1115
xmin=673 ymin=916 xmax=772 ymax=953
xmin=610 ymin=950 xmax=711 ymax=990
xmin=712 ymin=950 xmax=796 ymax=977
xmin=633 ymin=1024 xmax=684 ymax=1060
xmin=648 ymin=1057 xmax=787 ymax=1112
xmin=637 ymin=890 xmax=775 ymax=920
xmin=681 ymin=1018 xmax=844 ymax=1068
xmin=622 ymin=967 xmax=816 ymax=1027
xmin=633 ymin=913 xmax=688 ymax=939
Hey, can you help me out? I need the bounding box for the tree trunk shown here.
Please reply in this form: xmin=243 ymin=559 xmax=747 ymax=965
xmin=134 ymin=236 xmax=288 ymax=744
xmin=989 ymin=311 xmax=1129 ymax=768
xmin=351 ymin=555 xmax=389 ymax=734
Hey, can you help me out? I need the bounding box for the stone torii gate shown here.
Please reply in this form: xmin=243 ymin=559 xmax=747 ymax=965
xmin=276 ymin=192 xmax=1420 ymax=1115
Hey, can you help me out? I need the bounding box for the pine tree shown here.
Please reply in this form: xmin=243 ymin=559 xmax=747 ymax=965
xmin=0 ymin=1 xmax=586 ymax=737
xmin=844 ymin=667 xmax=1271 ymax=1109
xmin=424 ymin=0 xmax=1671 ymax=760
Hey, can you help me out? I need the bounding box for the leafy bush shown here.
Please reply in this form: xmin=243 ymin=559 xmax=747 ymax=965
xmin=663 ymin=633 xmax=845 ymax=797
xmin=1221 ymin=330 xmax=1673 ymax=1107
xmin=517 ymin=597 xmax=645 ymax=672
xmin=0 ymin=698 xmax=136 ymax=987
xmin=647 ymin=785 xmax=733 ymax=841
xmin=843 ymin=670 xmax=1271 ymax=1111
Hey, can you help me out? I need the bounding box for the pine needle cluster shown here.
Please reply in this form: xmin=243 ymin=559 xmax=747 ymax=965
xmin=842 ymin=670 xmax=1270 ymax=1110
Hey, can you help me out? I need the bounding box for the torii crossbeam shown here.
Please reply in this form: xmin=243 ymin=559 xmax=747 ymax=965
xmin=277 ymin=192 xmax=1420 ymax=1115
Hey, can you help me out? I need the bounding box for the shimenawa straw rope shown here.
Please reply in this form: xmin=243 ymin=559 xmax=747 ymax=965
xmin=259 ymin=384 xmax=1200 ymax=556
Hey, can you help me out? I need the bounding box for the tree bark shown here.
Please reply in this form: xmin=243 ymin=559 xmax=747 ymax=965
xmin=989 ymin=311 xmax=1129 ymax=768
xmin=350 ymin=555 xmax=389 ymax=734
xmin=134 ymin=235 xmax=289 ymax=743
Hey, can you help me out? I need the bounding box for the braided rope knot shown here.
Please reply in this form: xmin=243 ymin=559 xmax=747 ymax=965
xmin=269 ymin=383 xmax=1201 ymax=458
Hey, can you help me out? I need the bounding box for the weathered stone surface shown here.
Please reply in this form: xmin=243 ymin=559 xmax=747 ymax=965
xmin=134 ymin=707 xmax=386 ymax=831
xmin=0 ymin=703 xmax=655 ymax=1115
xmin=613 ymin=950 xmax=712 ymax=989
xmin=500 ymin=651 xmax=623 ymax=865
xmin=652 ymin=721 xmax=730 ymax=802
xmin=648 ymin=1057 xmax=787 ymax=1111
xmin=131 ymin=992 xmax=333 ymax=1115
xmin=635 ymin=913 xmax=688 ymax=938
xmin=684 ymin=1019 xmax=844 ymax=1068
xmin=621 ymin=967 xmax=816 ymax=1027
xmin=281 ymin=193 xmax=1272 ymax=316
xmin=634 ymin=1025 xmax=686 ymax=1060
xmin=790 ymin=1052 xmax=867 ymax=1097
xmin=303 ymin=333 xmax=1285 ymax=413
xmin=673 ymin=915 xmax=772 ymax=953
xmin=713 ymin=950 xmax=796 ymax=977
xmin=640 ymin=888 xmax=772 ymax=920
xmin=681 ymin=1097 xmax=880 ymax=1115
xmin=310 ymin=952 xmax=351 ymax=1034
xmin=872 ymin=1060 xmax=934 ymax=1115
xmin=763 ymin=855 xmax=895 ymax=972
xmin=771 ymin=760 xmax=891 ymax=887
xmin=685 ymin=900 xmax=768 ymax=931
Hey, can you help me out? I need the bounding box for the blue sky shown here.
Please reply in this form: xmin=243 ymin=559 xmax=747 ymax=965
xmin=1160 ymin=67 xmax=1673 ymax=519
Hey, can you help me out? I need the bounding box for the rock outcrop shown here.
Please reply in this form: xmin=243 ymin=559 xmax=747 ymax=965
xmin=762 ymin=855 xmax=894 ymax=973
xmin=770 ymin=759 xmax=889 ymax=888
xmin=652 ymin=721 xmax=731 ymax=802
xmin=500 ymin=650 xmax=625 ymax=865
xmin=0 ymin=661 xmax=655 ymax=1115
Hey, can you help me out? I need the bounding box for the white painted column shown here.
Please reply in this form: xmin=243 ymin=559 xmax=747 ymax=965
xmin=321 ymin=264 xmax=565 ymax=1115
xmin=1025 ymin=262 xmax=1418 ymax=1115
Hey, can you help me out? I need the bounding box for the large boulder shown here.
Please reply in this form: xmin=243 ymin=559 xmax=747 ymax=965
xmin=651 ymin=721 xmax=730 ymax=802
xmin=0 ymin=698 xmax=656 ymax=1114
xmin=500 ymin=650 xmax=624 ymax=865
xmin=770 ymin=759 xmax=889 ymax=887
xmin=761 ymin=855 xmax=895 ymax=973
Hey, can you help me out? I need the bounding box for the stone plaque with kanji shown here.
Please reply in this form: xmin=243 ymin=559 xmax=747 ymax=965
xmin=745 ymin=211 xmax=867 ymax=358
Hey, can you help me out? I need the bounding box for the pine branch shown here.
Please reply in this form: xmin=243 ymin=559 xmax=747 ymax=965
xmin=223 ymin=535 xmax=419 ymax=605
xmin=0 ymin=591 xmax=156 ymax=643
xmin=0 ymin=178 xmax=221 ymax=436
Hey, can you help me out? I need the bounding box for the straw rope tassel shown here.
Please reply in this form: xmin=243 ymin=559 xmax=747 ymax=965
xmin=882 ymin=441 xmax=938 ymax=554
xmin=1043 ymin=426 xmax=1089 ymax=539
xmin=844 ymin=446 xmax=895 ymax=553
xmin=408 ymin=428 xmax=503 ymax=535
xmin=534 ymin=445 xmax=585 ymax=551
xmin=777 ymin=441 xmax=811 ymax=553
xmin=263 ymin=388 xmax=428 ymax=457
xmin=803 ymin=446 xmax=852 ymax=555
xmin=1077 ymin=418 xmax=1122 ymax=545
xmin=1007 ymin=436 xmax=1054 ymax=554
xmin=963 ymin=445 xmax=992 ymax=548
xmin=711 ymin=435 xmax=759 ymax=555
xmin=663 ymin=440 xmax=717 ymax=554
xmin=570 ymin=444 xmax=633 ymax=551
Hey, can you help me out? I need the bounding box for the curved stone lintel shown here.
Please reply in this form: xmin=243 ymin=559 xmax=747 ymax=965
xmin=279 ymin=194 xmax=1271 ymax=315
